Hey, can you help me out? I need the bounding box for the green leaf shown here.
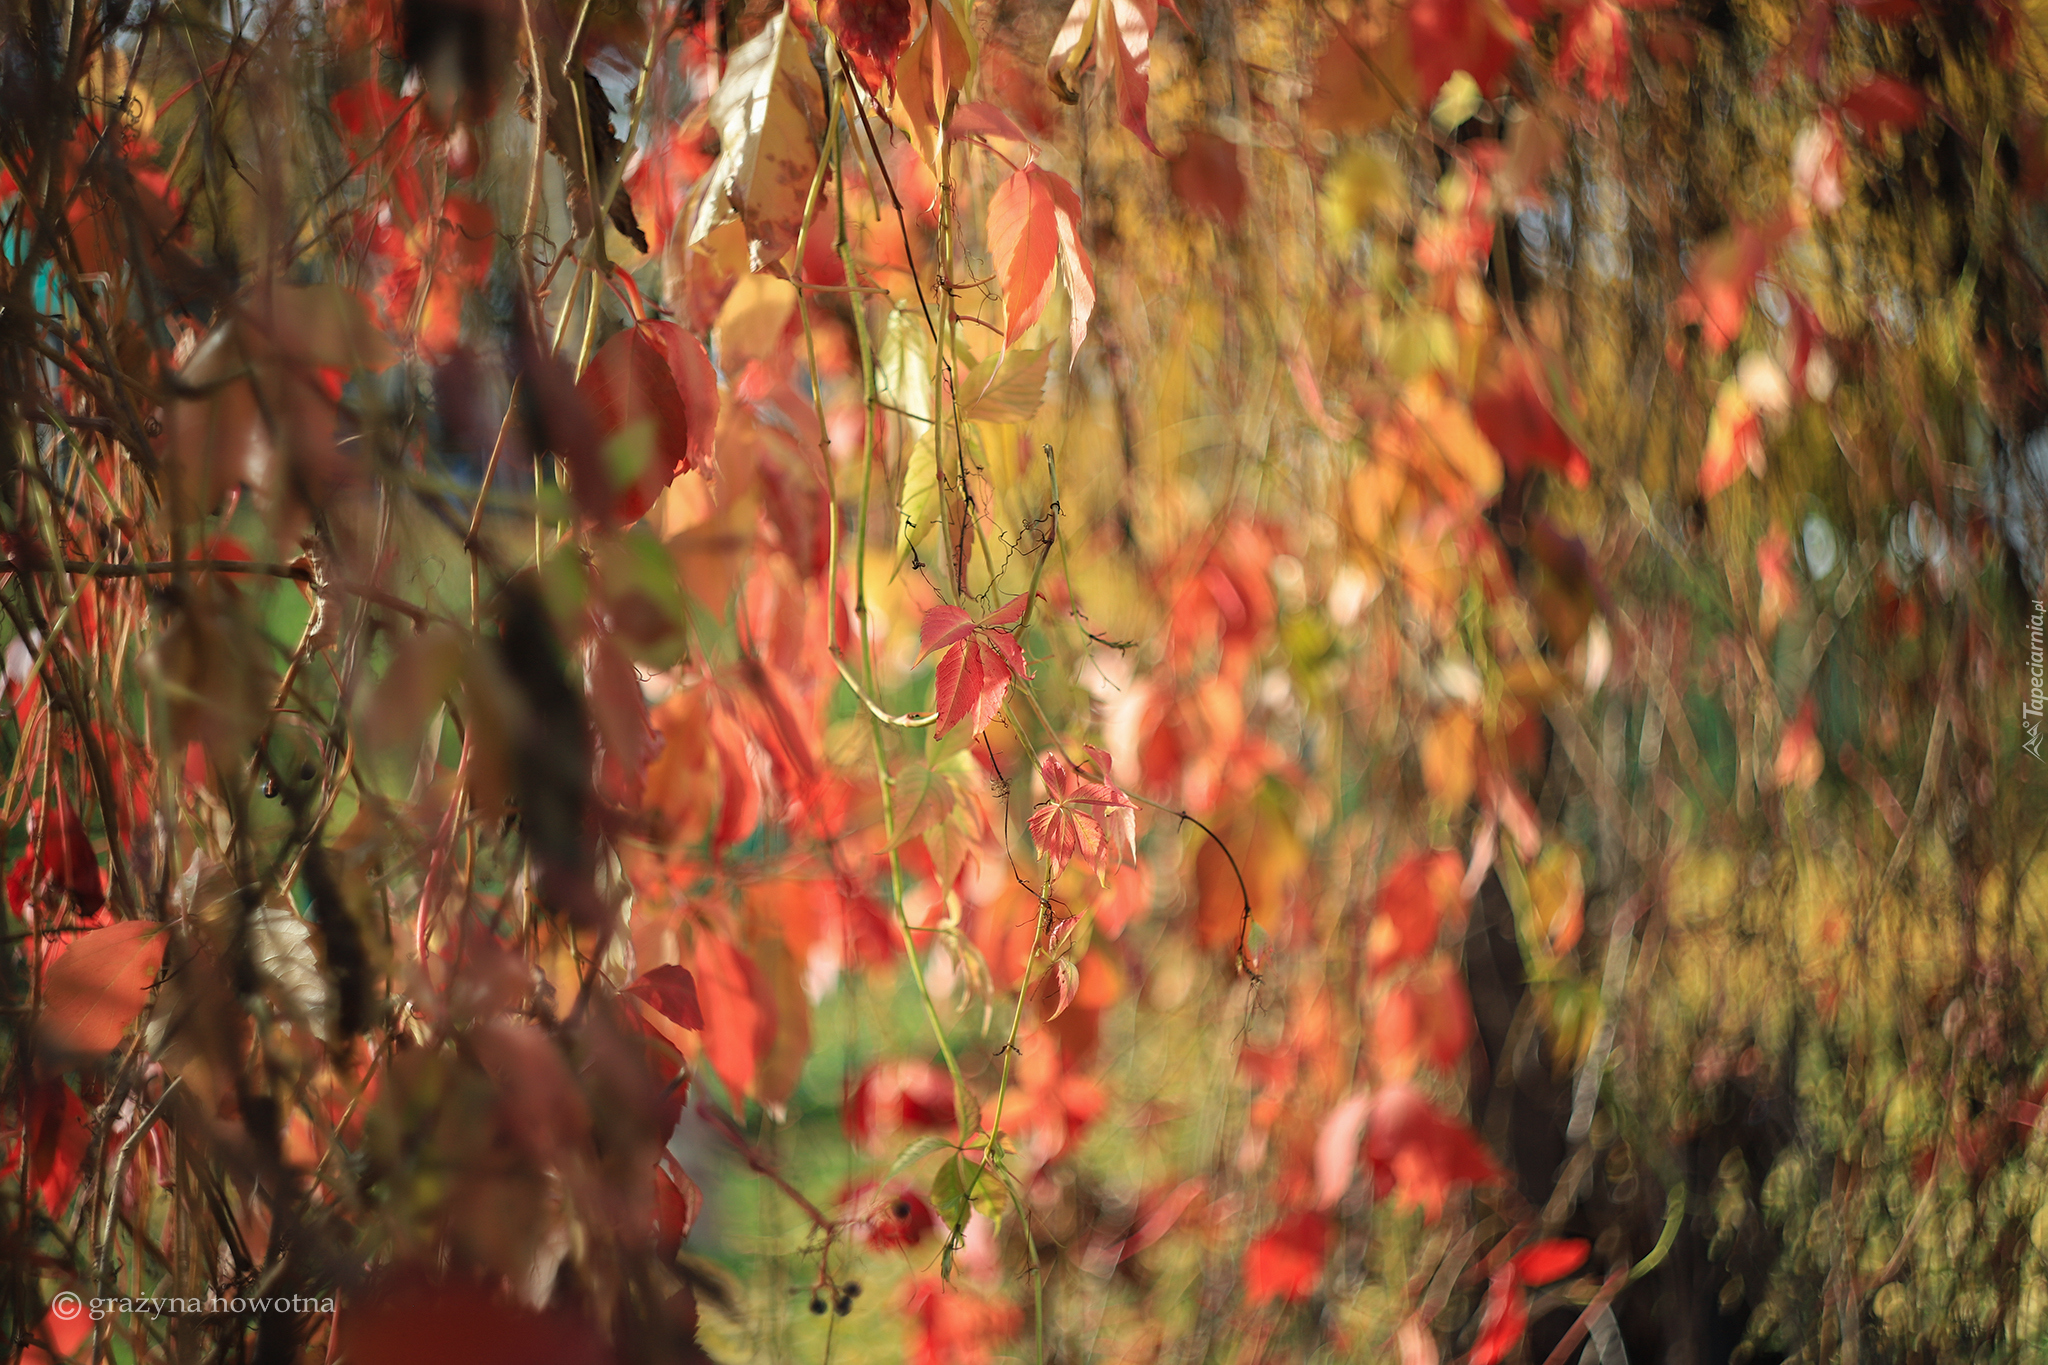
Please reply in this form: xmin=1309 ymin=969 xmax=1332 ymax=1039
xmin=884 ymin=1133 xmax=957 ymax=1186
xmin=930 ymin=1156 xmax=972 ymax=1234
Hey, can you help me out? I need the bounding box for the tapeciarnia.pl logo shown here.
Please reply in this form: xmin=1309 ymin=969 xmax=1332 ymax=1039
xmin=2027 ymin=599 xmax=2045 ymax=760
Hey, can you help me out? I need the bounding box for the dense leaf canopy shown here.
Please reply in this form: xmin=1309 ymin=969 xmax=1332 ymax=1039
xmin=4 ymin=0 xmax=2048 ymax=1361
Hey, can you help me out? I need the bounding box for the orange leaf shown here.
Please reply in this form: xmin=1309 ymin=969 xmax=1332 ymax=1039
xmin=1674 ymin=217 xmax=1790 ymax=354
xmin=1372 ymin=958 xmax=1475 ymax=1080
xmin=987 ymin=165 xmax=1095 ymax=354
xmin=39 ymin=921 xmax=166 ymax=1056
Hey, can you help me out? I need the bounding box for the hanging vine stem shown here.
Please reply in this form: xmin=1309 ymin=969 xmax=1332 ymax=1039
xmin=947 ymin=870 xmax=1052 ymax=1365
xmin=819 ymin=64 xmax=976 ymax=1143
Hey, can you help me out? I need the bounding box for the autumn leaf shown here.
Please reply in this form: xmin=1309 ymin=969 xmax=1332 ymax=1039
xmin=845 ymin=1180 xmax=943 ymax=1249
xmin=39 ymin=921 xmax=167 ymax=1056
xmin=1523 ymin=844 xmax=1585 ymax=954
xmin=894 ymin=0 xmax=976 ymax=166
xmin=35 ymin=793 xmax=104 ymax=914
xmin=1774 ymin=699 xmax=1823 ymax=791
xmin=653 ymin=1153 xmax=703 ymax=1258
xmin=1674 ymin=216 xmax=1791 ymax=354
xmin=1407 ymin=0 xmax=1517 ymax=105
xmin=1555 ymin=0 xmax=1630 ymax=104
xmin=821 ymin=0 xmax=915 ymax=93
xmin=1168 ymin=129 xmax=1249 ymax=226
xmin=1026 ymin=748 xmax=1137 ymax=880
xmin=625 ymin=965 xmax=705 ymax=1032
xmin=844 ymin=1059 xmax=957 ymax=1150
xmin=687 ymin=10 xmax=828 ymax=271
xmin=1367 ymin=850 xmax=1467 ymax=969
xmin=1045 ymin=955 xmax=1081 ymax=1020
xmin=1512 ymin=1237 xmax=1591 ymax=1285
xmin=1469 ymin=1267 xmax=1530 ymax=1365
xmin=902 ymin=1273 xmax=1023 ymax=1365
xmin=1470 ymin=346 xmax=1590 ymax=487
xmin=1699 ymin=374 xmax=1763 ymax=497
xmin=1243 ymin=1210 xmax=1329 ymax=1304
xmin=955 ymin=346 xmax=1051 ymax=423
xmin=917 ymin=596 xmax=1034 ymax=737
xmin=1362 ymin=1084 xmax=1502 ymax=1220
xmin=987 ymin=165 xmax=1096 ymax=355
xmin=1048 ymin=0 xmax=1161 ymax=153
xmin=577 ymin=321 xmax=718 ymax=523
xmin=1840 ymin=74 xmax=1928 ymax=135
xmin=1372 ymin=958 xmax=1476 ymax=1079
xmin=1758 ymin=525 xmax=1799 ymax=638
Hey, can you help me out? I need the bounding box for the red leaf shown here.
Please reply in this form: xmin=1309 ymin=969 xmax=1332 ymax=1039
xmin=918 ymin=604 xmax=977 ymax=660
xmin=987 ymin=166 xmax=1095 ymax=353
xmin=625 ymin=965 xmax=705 ymax=1031
xmin=577 ymin=321 xmax=718 ymax=523
xmin=1673 ymin=216 xmax=1790 ymax=353
xmin=1314 ymin=1091 xmax=1374 ymax=1207
xmin=821 ymin=0 xmax=914 ymax=92
xmin=39 ymin=921 xmax=167 ymax=1056
xmin=1243 ymin=1210 xmax=1329 ymax=1305
xmin=923 ymin=601 xmax=1033 ymax=738
xmin=1373 ymin=958 xmax=1477 ymax=1079
xmin=1469 ymin=1270 xmax=1529 ymax=1365
xmin=653 ymin=1153 xmax=702 ymax=1258
xmin=1700 ymin=376 xmax=1764 ymax=497
xmin=932 ymin=634 xmax=987 ymax=736
xmin=1555 ymin=0 xmax=1630 ymax=103
xmin=1511 ymin=1237 xmax=1591 ymax=1285
xmin=1471 ymin=349 xmax=1590 ymax=487
xmin=1840 ymin=75 xmax=1928 ymax=135
xmin=1368 ymin=851 xmax=1467 ymax=969
xmin=844 ymin=1180 xmax=942 ymax=1249
xmin=1408 ymin=0 xmax=1517 ymax=105
xmin=843 ymin=1059 xmax=957 ymax=1149
xmin=707 ymin=706 xmax=763 ymax=851
xmin=1169 ymin=130 xmax=1248 ymax=226
xmin=37 ymin=794 xmax=103 ymax=914
xmin=22 ymin=1078 xmax=91 ymax=1214
xmin=902 ymin=1273 xmax=1024 ymax=1365
xmin=1363 ymin=1085 xmax=1502 ymax=1221
xmin=1773 ymin=698 xmax=1823 ymax=791
xmin=1046 ymin=956 xmax=1081 ymax=1020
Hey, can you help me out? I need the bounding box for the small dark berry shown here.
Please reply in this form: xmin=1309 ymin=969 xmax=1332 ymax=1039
xmin=843 ymin=1281 xmax=861 ymax=1298
xmin=891 ymin=1199 xmax=912 ymax=1219
xmin=833 ymin=1295 xmax=853 ymax=1317
xmin=808 ymin=1295 xmax=827 ymax=1316
xmin=299 ymin=763 xmax=315 ymax=781
xmin=262 ymin=777 xmax=279 ymax=798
